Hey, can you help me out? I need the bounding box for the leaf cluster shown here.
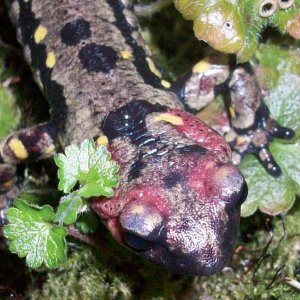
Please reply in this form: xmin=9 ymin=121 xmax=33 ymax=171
xmin=3 ymin=139 xmax=119 ymax=268
xmin=240 ymin=45 xmax=300 ymax=216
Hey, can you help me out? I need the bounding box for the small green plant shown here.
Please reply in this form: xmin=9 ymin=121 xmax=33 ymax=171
xmin=3 ymin=139 xmax=120 ymax=268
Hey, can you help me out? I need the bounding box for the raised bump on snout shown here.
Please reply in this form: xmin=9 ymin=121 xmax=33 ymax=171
xmin=120 ymin=201 xmax=163 ymax=241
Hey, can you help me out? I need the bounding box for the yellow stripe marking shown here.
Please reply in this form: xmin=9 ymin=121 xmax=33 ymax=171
xmin=161 ymin=79 xmax=171 ymax=88
xmin=229 ymin=106 xmax=235 ymax=118
xmin=8 ymin=138 xmax=29 ymax=159
xmin=44 ymin=144 xmax=56 ymax=155
xmin=46 ymin=51 xmax=56 ymax=68
xmin=96 ymin=135 xmax=109 ymax=146
xmin=146 ymin=57 xmax=162 ymax=78
xmin=237 ymin=136 xmax=247 ymax=145
xmin=131 ymin=205 xmax=145 ymax=214
xmin=2 ymin=178 xmax=15 ymax=190
xmin=120 ymin=50 xmax=133 ymax=60
xmin=34 ymin=25 xmax=48 ymax=44
xmin=192 ymin=57 xmax=211 ymax=73
xmin=154 ymin=113 xmax=183 ymax=125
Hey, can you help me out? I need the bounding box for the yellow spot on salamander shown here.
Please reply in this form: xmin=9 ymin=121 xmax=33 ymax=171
xmin=96 ymin=135 xmax=109 ymax=146
xmin=2 ymin=178 xmax=15 ymax=190
xmin=46 ymin=51 xmax=56 ymax=68
xmin=146 ymin=57 xmax=162 ymax=78
xmin=161 ymin=79 xmax=171 ymax=88
xmin=120 ymin=50 xmax=133 ymax=60
xmin=154 ymin=113 xmax=183 ymax=125
xmin=34 ymin=25 xmax=48 ymax=43
xmin=8 ymin=138 xmax=28 ymax=160
xmin=44 ymin=144 xmax=56 ymax=155
xmin=192 ymin=57 xmax=211 ymax=74
xmin=229 ymin=106 xmax=235 ymax=118
xmin=237 ymin=136 xmax=247 ymax=145
xmin=131 ymin=205 xmax=145 ymax=214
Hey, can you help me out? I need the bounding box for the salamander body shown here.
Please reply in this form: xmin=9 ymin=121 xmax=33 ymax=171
xmin=1 ymin=0 xmax=248 ymax=275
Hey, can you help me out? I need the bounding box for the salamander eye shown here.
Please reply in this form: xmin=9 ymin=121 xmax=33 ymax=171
xmin=277 ymin=0 xmax=294 ymax=9
xmin=259 ymin=0 xmax=278 ymax=17
xmin=124 ymin=232 xmax=153 ymax=250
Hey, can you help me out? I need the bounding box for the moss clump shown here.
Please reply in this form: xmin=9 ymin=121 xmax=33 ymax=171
xmin=29 ymin=242 xmax=192 ymax=300
xmin=29 ymin=246 xmax=133 ymax=300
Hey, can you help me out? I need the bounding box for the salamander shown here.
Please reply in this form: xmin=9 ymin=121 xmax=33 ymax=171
xmin=0 ymin=0 xmax=293 ymax=275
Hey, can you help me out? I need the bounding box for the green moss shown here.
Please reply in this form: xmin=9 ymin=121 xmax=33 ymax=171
xmin=0 ymin=48 xmax=20 ymax=137
xmin=30 ymin=246 xmax=133 ymax=300
xmin=29 ymin=244 xmax=192 ymax=300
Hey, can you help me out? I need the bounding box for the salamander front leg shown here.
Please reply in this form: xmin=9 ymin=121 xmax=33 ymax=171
xmin=0 ymin=122 xmax=57 ymax=191
xmin=172 ymin=54 xmax=230 ymax=112
xmin=172 ymin=56 xmax=295 ymax=176
xmin=225 ymin=63 xmax=294 ymax=176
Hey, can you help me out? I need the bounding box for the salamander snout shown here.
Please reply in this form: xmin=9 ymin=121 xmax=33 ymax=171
xmin=116 ymin=153 xmax=247 ymax=276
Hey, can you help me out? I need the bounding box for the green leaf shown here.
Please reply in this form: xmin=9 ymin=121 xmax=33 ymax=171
xmin=239 ymin=44 xmax=300 ymax=217
xmin=75 ymin=211 xmax=100 ymax=234
xmin=240 ymin=155 xmax=297 ymax=217
xmin=54 ymin=139 xmax=119 ymax=198
xmin=265 ymin=73 xmax=300 ymax=132
xmin=271 ymin=141 xmax=300 ymax=194
xmin=3 ymin=198 xmax=67 ymax=268
xmin=55 ymin=193 xmax=84 ymax=225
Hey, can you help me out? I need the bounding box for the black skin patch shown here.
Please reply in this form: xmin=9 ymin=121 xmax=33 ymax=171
xmin=163 ymin=171 xmax=185 ymax=188
xmin=128 ymin=153 xmax=145 ymax=181
xmin=102 ymin=100 xmax=166 ymax=142
xmin=106 ymin=0 xmax=164 ymax=88
xmin=177 ymin=145 xmax=207 ymax=155
xmin=17 ymin=0 xmax=67 ymax=127
xmin=79 ymin=43 xmax=118 ymax=73
xmin=60 ymin=18 xmax=91 ymax=46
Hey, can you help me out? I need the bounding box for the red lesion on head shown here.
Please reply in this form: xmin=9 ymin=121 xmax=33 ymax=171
xmin=92 ymin=184 xmax=170 ymax=241
xmin=164 ymin=108 xmax=231 ymax=162
xmin=187 ymin=152 xmax=246 ymax=207
xmin=186 ymin=154 xmax=219 ymax=200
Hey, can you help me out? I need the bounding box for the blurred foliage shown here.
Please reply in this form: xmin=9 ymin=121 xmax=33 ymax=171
xmin=173 ymin=0 xmax=300 ymax=61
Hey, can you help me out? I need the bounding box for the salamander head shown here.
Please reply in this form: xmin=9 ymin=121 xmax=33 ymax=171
xmin=93 ymin=142 xmax=247 ymax=276
xmin=92 ymin=102 xmax=247 ymax=275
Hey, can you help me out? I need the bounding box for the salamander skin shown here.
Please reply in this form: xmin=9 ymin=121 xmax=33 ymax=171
xmin=0 ymin=0 xmax=248 ymax=276
xmin=172 ymin=54 xmax=295 ymax=176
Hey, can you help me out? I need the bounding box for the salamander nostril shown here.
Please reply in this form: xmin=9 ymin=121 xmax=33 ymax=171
xmin=179 ymin=261 xmax=186 ymax=268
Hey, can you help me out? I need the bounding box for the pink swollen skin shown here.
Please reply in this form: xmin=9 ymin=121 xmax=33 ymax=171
xmin=92 ymin=108 xmax=247 ymax=276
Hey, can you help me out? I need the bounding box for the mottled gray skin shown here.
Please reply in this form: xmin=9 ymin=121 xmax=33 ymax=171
xmin=9 ymin=0 xmax=183 ymax=146
xmin=5 ymin=0 xmax=247 ymax=275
